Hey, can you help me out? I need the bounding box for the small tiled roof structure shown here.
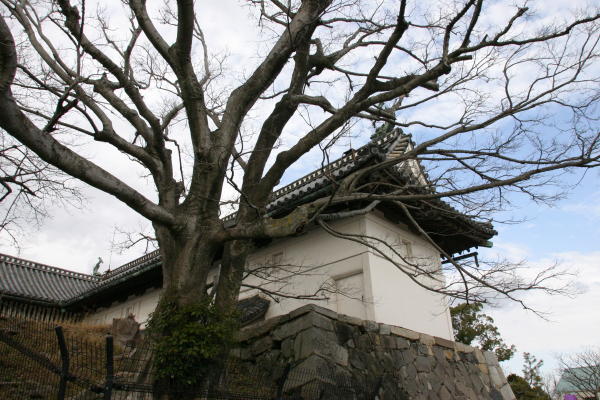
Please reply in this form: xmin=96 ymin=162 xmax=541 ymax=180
xmin=556 ymin=366 xmax=600 ymax=395
xmin=0 ymin=127 xmax=496 ymax=312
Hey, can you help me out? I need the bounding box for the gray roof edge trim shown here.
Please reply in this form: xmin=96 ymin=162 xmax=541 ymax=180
xmin=64 ymin=258 xmax=162 ymax=306
xmin=101 ymin=249 xmax=161 ymax=280
xmin=0 ymin=290 xmax=64 ymax=307
xmin=223 ymin=130 xmax=402 ymax=222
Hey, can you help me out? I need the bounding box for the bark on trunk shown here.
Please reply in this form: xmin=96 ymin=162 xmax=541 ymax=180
xmin=147 ymin=203 xmax=260 ymax=400
xmin=215 ymin=240 xmax=252 ymax=313
xmin=150 ymin=222 xmax=226 ymax=400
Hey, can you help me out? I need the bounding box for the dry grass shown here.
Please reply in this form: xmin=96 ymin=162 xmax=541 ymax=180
xmin=0 ymin=316 xmax=114 ymax=399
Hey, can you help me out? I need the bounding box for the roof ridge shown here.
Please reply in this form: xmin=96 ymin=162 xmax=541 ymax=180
xmin=223 ymin=129 xmax=404 ymax=222
xmin=271 ymin=129 xmax=401 ymax=199
xmin=0 ymin=253 xmax=98 ymax=282
xmin=101 ymin=249 xmax=161 ymax=279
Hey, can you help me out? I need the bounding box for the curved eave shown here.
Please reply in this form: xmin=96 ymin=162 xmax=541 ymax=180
xmin=0 ymin=291 xmax=62 ymax=307
xmin=65 ymin=260 xmax=162 ymax=309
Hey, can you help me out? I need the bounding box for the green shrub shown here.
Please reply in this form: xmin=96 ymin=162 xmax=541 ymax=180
xmin=146 ymin=299 xmax=238 ymax=387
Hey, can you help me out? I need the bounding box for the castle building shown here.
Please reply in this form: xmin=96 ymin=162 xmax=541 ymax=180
xmin=0 ymin=129 xmax=495 ymax=341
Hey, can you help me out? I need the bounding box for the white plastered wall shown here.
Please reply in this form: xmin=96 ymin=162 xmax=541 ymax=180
xmin=239 ymin=215 xmax=374 ymax=321
xmin=82 ymin=213 xmax=453 ymax=339
xmin=363 ymin=212 xmax=454 ymax=339
xmin=83 ymin=287 xmax=161 ymax=327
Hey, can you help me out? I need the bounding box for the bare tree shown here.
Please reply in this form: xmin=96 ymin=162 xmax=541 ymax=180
xmin=0 ymin=0 xmax=599 ymax=394
xmin=0 ymin=133 xmax=81 ymax=247
xmin=557 ymin=348 xmax=600 ymax=399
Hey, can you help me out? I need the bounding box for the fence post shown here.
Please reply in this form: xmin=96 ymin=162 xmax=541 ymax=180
xmin=55 ymin=326 xmax=69 ymax=400
xmin=104 ymin=335 xmax=114 ymax=400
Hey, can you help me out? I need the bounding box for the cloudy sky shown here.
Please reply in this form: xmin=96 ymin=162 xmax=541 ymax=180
xmin=1 ymin=0 xmax=598 ymax=381
xmin=478 ymin=177 xmax=600 ymax=376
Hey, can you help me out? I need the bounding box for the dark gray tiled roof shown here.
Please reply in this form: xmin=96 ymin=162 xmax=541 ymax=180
xmin=223 ymin=128 xmax=408 ymax=223
xmin=0 ymin=254 xmax=97 ymax=303
xmin=64 ymin=250 xmax=162 ymax=305
xmin=238 ymin=295 xmax=270 ymax=325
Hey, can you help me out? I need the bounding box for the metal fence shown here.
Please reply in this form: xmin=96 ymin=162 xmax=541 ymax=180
xmin=0 ymin=315 xmax=404 ymax=399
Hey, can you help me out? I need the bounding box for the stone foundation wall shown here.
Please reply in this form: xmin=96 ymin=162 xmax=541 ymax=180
xmin=234 ymin=304 xmax=515 ymax=400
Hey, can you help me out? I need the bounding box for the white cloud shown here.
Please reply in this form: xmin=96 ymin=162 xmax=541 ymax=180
xmin=563 ymin=192 xmax=600 ymax=218
xmin=488 ymin=250 xmax=600 ymax=376
xmin=0 ymin=187 xmax=147 ymax=274
xmin=489 ymin=241 xmax=532 ymax=260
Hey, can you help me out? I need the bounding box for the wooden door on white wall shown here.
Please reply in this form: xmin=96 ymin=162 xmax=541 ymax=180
xmin=334 ymin=272 xmax=366 ymax=319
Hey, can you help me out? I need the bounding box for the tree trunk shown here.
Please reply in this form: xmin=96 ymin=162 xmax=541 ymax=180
xmin=147 ymin=207 xmax=258 ymax=399
xmin=150 ymin=222 xmax=229 ymax=400
xmin=215 ymin=240 xmax=252 ymax=313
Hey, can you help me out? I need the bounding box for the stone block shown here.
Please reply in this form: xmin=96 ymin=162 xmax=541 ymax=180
xmin=419 ymin=333 xmax=435 ymax=346
xmin=418 ymin=343 xmax=433 ymax=356
xmin=338 ymin=314 xmax=365 ymax=327
xmin=112 ymin=316 xmax=140 ymax=347
xmin=432 ymin=346 xmax=446 ymax=361
xmin=281 ymin=338 xmax=294 ymax=358
xmin=441 ymin=377 xmax=456 ymax=394
xmin=478 ymin=363 xmax=489 ymax=375
xmin=439 ymin=385 xmax=452 ymax=400
xmin=285 ymin=355 xmax=332 ymax=390
xmin=293 ymin=327 xmax=347 ymax=365
xmin=313 ymin=306 xmax=340 ymax=320
xmin=251 ymin=335 xmax=273 ymax=355
xmin=382 ymin=335 xmax=396 ymax=349
xmin=257 ymin=349 xmax=281 ymax=366
xmin=429 ymin=375 xmax=442 ymax=394
xmin=434 ymin=336 xmax=456 ymax=350
xmin=356 ymin=333 xmax=376 ymax=350
xmin=390 ymin=326 xmax=420 ymax=341
xmin=288 ymin=304 xmax=318 ymax=319
xmin=405 ymin=363 xmax=417 ymax=381
xmin=497 ymin=365 xmax=508 ymax=382
xmin=484 ymin=350 xmax=499 ymax=366
xmin=334 ymin=346 xmax=349 ymax=366
xmin=334 ymin=320 xmax=355 ymax=344
xmin=455 ymin=380 xmax=477 ymax=399
xmin=455 ymin=342 xmax=475 ymax=353
xmin=272 ymin=311 xmax=333 ymax=340
xmin=474 ymin=348 xmax=486 ymax=363
xmin=373 ymin=334 xmax=382 ymax=346
xmin=395 ymin=337 xmax=410 ymax=349
xmin=289 ymin=304 xmax=339 ymax=320
xmin=404 ymin=345 xmax=418 ymax=362
xmin=390 ymin=349 xmax=404 ymax=366
xmin=443 ymin=350 xmax=454 ymax=360
xmin=489 ymin=366 xmax=504 ymax=389
xmin=379 ymin=323 xmax=391 ymax=335
xmin=237 ymin=315 xmax=282 ymax=342
xmin=365 ymin=320 xmax=379 ymax=332
xmin=415 ymin=355 xmax=434 ymax=372
xmin=499 ymin=383 xmax=516 ymax=400
xmin=349 ymin=351 xmax=367 ymax=369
